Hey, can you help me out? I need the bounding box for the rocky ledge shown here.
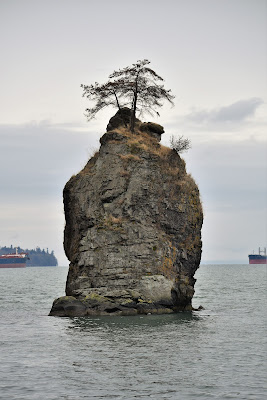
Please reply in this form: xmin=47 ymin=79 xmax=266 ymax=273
xmin=49 ymin=109 xmax=203 ymax=317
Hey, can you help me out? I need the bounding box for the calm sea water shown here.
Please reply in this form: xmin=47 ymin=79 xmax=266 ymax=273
xmin=0 ymin=264 xmax=266 ymax=400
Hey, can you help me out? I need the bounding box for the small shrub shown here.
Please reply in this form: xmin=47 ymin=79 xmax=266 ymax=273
xmin=170 ymin=135 xmax=191 ymax=154
xmin=165 ymin=166 xmax=180 ymax=177
xmin=102 ymin=214 xmax=124 ymax=231
xmin=80 ymin=151 xmax=99 ymax=175
xmin=119 ymin=154 xmax=141 ymax=162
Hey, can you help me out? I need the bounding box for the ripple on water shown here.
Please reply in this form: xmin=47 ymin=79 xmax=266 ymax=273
xmin=0 ymin=265 xmax=266 ymax=399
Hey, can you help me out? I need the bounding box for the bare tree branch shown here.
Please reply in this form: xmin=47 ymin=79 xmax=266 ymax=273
xmin=170 ymin=135 xmax=191 ymax=154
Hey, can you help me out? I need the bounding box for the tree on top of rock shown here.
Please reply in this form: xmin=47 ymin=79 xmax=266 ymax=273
xmin=81 ymin=80 xmax=126 ymax=122
xmin=81 ymin=59 xmax=175 ymax=132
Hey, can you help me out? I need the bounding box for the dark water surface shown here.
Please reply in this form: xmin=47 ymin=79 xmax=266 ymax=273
xmin=0 ymin=265 xmax=266 ymax=399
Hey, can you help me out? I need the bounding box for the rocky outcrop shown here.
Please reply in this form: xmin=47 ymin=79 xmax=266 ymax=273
xmin=49 ymin=110 xmax=203 ymax=317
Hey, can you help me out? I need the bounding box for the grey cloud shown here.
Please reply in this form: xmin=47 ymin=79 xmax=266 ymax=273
xmin=0 ymin=122 xmax=100 ymax=200
xmin=186 ymin=98 xmax=264 ymax=124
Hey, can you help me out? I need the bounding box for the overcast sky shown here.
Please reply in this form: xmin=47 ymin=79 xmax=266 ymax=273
xmin=0 ymin=0 xmax=266 ymax=265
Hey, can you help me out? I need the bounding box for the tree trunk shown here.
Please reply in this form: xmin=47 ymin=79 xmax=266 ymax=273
xmin=130 ymin=84 xmax=138 ymax=133
xmin=114 ymin=91 xmax=121 ymax=111
xmin=114 ymin=91 xmax=127 ymax=128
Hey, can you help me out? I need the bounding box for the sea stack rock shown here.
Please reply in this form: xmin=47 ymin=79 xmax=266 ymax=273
xmin=49 ymin=109 xmax=203 ymax=317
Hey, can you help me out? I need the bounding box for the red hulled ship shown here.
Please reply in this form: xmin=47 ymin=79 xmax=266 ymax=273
xmin=248 ymin=247 xmax=267 ymax=264
xmin=0 ymin=248 xmax=29 ymax=268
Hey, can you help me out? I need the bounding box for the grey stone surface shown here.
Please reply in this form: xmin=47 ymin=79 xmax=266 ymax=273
xmin=49 ymin=113 xmax=203 ymax=316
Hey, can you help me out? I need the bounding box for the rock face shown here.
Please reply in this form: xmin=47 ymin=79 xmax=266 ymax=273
xmin=49 ymin=110 xmax=203 ymax=317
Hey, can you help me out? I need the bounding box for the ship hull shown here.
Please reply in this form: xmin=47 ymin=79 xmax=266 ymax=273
xmin=0 ymin=258 xmax=27 ymax=268
xmin=248 ymin=255 xmax=267 ymax=265
xmin=0 ymin=263 xmax=26 ymax=268
xmin=249 ymin=259 xmax=266 ymax=265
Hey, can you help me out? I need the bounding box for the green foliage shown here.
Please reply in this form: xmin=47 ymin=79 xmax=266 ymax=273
xmin=0 ymin=246 xmax=58 ymax=266
xmin=81 ymin=59 xmax=175 ymax=132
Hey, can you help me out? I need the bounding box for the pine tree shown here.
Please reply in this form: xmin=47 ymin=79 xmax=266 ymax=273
xmin=81 ymin=60 xmax=175 ymax=132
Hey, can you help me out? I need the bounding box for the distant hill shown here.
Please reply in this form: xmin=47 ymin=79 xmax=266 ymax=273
xmin=0 ymin=246 xmax=58 ymax=266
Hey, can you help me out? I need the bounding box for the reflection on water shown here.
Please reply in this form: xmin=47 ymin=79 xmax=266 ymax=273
xmin=66 ymin=311 xmax=202 ymax=332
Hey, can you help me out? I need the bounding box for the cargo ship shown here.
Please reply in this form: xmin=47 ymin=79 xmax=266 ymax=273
xmin=0 ymin=248 xmax=29 ymax=268
xmin=248 ymin=247 xmax=267 ymax=264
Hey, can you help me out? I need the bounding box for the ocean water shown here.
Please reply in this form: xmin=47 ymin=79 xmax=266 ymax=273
xmin=0 ymin=265 xmax=266 ymax=400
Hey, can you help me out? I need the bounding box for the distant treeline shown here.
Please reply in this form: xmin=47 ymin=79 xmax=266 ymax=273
xmin=0 ymin=246 xmax=58 ymax=266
